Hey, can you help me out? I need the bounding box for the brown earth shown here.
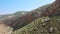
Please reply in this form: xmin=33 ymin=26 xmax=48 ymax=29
xmin=0 ymin=22 xmax=12 ymax=34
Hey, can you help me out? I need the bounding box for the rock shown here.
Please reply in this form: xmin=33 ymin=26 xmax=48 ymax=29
xmin=49 ymin=27 xmax=53 ymax=33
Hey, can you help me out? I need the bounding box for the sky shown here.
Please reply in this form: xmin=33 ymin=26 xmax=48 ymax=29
xmin=0 ymin=0 xmax=55 ymax=15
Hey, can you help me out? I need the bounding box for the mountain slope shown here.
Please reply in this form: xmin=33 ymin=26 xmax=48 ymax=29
xmin=0 ymin=11 xmax=28 ymax=25
xmin=0 ymin=4 xmax=51 ymax=31
xmin=14 ymin=15 xmax=60 ymax=34
xmin=12 ymin=0 xmax=60 ymax=34
xmin=11 ymin=0 xmax=60 ymax=31
xmin=0 ymin=11 xmax=28 ymax=21
xmin=2 ymin=0 xmax=59 ymax=31
xmin=13 ymin=15 xmax=60 ymax=34
xmin=1 ymin=0 xmax=60 ymax=34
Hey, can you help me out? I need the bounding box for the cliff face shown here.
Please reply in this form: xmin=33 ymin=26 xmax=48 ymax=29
xmin=2 ymin=0 xmax=60 ymax=31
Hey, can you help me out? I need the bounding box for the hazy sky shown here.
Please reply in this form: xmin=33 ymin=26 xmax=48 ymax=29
xmin=0 ymin=0 xmax=55 ymax=15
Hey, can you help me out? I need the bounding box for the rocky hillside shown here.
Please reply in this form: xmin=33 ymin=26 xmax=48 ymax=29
xmin=0 ymin=0 xmax=60 ymax=34
xmin=0 ymin=11 xmax=28 ymax=21
xmin=0 ymin=11 xmax=28 ymax=25
xmin=11 ymin=0 xmax=60 ymax=31
xmin=1 ymin=4 xmax=51 ymax=31
xmin=12 ymin=0 xmax=60 ymax=34
xmin=1 ymin=0 xmax=60 ymax=31
xmin=13 ymin=15 xmax=60 ymax=34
